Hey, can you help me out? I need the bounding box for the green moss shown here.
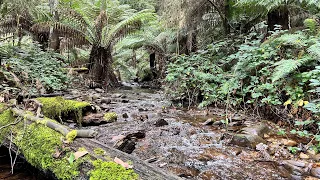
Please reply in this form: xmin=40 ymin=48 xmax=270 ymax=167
xmin=37 ymin=97 xmax=90 ymax=125
xmin=0 ymin=110 xmax=15 ymax=142
xmin=94 ymin=148 xmax=106 ymax=156
xmin=78 ymin=147 xmax=87 ymax=152
xmin=103 ymin=112 xmax=117 ymax=123
xmin=304 ymin=18 xmax=318 ymax=33
xmin=89 ymin=160 xmax=139 ymax=180
xmin=14 ymin=123 xmax=84 ymax=180
xmin=66 ymin=130 xmax=77 ymax=142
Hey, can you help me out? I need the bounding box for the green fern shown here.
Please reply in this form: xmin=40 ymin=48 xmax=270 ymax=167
xmin=272 ymin=56 xmax=314 ymax=82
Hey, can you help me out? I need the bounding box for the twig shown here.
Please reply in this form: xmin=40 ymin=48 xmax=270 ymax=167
xmin=0 ymin=118 xmax=23 ymax=131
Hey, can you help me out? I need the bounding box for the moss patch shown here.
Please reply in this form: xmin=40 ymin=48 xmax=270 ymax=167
xmin=14 ymin=123 xmax=85 ymax=180
xmin=0 ymin=110 xmax=15 ymax=142
xmin=103 ymin=112 xmax=117 ymax=123
xmin=89 ymin=160 xmax=138 ymax=180
xmin=94 ymin=148 xmax=106 ymax=156
xmin=37 ymin=97 xmax=90 ymax=125
xmin=66 ymin=130 xmax=77 ymax=142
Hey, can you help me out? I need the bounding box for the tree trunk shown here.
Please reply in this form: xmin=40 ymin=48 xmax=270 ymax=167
xmin=49 ymin=11 xmax=61 ymax=51
xmin=88 ymin=45 xmax=120 ymax=87
xmin=132 ymin=50 xmax=137 ymax=69
xmin=150 ymin=53 xmax=156 ymax=69
xmin=267 ymin=7 xmax=289 ymax=31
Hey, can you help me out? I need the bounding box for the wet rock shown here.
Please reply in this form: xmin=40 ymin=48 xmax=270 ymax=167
xmin=155 ymin=119 xmax=169 ymax=127
xmin=115 ymin=139 xmax=136 ymax=154
xmin=169 ymin=166 xmax=200 ymax=178
xmin=198 ymin=170 xmax=223 ymax=180
xmin=95 ymin=88 xmax=104 ymax=93
xmin=240 ymin=123 xmax=270 ymax=137
xmin=125 ymin=131 xmax=146 ymax=139
xmin=311 ymin=167 xmax=320 ymax=178
xmin=229 ymin=134 xmax=267 ymax=149
xmin=101 ymin=98 xmax=111 ymax=104
xmin=122 ymin=113 xmax=129 ymax=119
xmin=111 ymin=94 xmax=122 ymax=98
xmin=136 ymin=115 xmax=148 ymax=121
xmin=138 ymin=108 xmax=147 ymax=112
xmin=280 ymin=160 xmax=310 ymax=177
xmin=299 ymin=153 xmax=309 ymax=159
xmin=120 ymin=86 xmax=133 ymax=90
xmin=201 ymin=119 xmax=214 ymax=126
xmin=99 ymin=103 xmax=109 ymax=110
xmin=197 ymin=148 xmax=228 ymax=161
xmin=121 ymin=99 xmax=129 ymax=103
xmin=83 ymin=113 xmax=107 ymax=125
xmin=212 ymin=121 xmax=223 ymax=126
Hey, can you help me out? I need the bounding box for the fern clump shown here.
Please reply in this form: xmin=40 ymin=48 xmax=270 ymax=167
xmin=304 ymin=18 xmax=318 ymax=33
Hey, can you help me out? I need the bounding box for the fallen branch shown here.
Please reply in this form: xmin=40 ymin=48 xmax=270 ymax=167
xmin=11 ymin=108 xmax=97 ymax=138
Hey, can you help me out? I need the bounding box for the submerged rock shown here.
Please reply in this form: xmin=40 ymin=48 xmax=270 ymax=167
xmin=240 ymin=123 xmax=270 ymax=137
xmin=155 ymin=119 xmax=169 ymax=127
xmin=229 ymin=134 xmax=267 ymax=148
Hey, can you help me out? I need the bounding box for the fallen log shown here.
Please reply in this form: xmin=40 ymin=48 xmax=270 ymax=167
xmin=12 ymin=108 xmax=97 ymax=139
xmin=74 ymin=138 xmax=181 ymax=180
xmin=0 ymin=108 xmax=181 ymax=180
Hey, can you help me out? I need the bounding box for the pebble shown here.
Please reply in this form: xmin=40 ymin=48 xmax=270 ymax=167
xmin=299 ymin=153 xmax=309 ymax=159
xmin=311 ymin=167 xmax=320 ymax=178
xmin=282 ymin=139 xmax=298 ymax=146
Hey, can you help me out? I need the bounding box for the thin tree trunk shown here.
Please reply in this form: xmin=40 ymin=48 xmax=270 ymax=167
xmin=88 ymin=45 xmax=120 ymax=87
xmin=49 ymin=11 xmax=60 ymax=51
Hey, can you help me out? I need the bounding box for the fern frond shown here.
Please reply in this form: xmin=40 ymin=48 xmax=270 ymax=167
xmin=272 ymin=56 xmax=314 ymax=82
xmin=102 ymin=9 xmax=155 ymax=47
xmin=308 ymin=42 xmax=320 ymax=58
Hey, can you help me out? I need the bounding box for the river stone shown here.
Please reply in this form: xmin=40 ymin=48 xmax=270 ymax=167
xmin=311 ymin=167 xmax=320 ymax=178
xmin=229 ymin=134 xmax=267 ymax=148
xmin=155 ymin=119 xmax=169 ymax=127
xmin=240 ymin=123 xmax=270 ymax=137
xmin=101 ymin=98 xmax=111 ymax=104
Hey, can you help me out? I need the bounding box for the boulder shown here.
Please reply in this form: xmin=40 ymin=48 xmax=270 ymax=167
xmin=229 ymin=134 xmax=267 ymax=149
xmin=240 ymin=123 xmax=270 ymax=137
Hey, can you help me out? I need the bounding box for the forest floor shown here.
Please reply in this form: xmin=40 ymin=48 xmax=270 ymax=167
xmin=1 ymin=81 xmax=320 ymax=180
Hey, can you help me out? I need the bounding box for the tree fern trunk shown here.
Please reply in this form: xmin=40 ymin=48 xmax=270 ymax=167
xmin=88 ymin=45 xmax=120 ymax=87
xmin=267 ymin=7 xmax=289 ymax=31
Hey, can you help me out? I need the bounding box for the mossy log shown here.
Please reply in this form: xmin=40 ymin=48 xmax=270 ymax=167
xmin=11 ymin=108 xmax=97 ymax=139
xmin=0 ymin=108 xmax=181 ymax=180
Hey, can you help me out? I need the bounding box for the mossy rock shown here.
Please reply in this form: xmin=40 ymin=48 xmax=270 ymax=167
xmin=37 ymin=97 xmax=91 ymax=125
xmin=103 ymin=112 xmax=118 ymax=123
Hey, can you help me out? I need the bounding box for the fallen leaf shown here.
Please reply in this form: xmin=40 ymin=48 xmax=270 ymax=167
xmin=114 ymin=157 xmax=133 ymax=169
xmin=111 ymin=135 xmax=126 ymax=142
xmin=68 ymin=153 xmax=75 ymax=165
xmin=282 ymin=139 xmax=298 ymax=146
xmin=74 ymin=151 xmax=88 ymax=160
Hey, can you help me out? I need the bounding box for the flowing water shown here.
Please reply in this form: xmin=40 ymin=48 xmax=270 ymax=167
xmin=0 ymin=86 xmax=287 ymax=179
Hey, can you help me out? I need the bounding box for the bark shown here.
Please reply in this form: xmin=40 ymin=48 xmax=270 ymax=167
xmin=150 ymin=53 xmax=156 ymax=69
xmin=49 ymin=11 xmax=61 ymax=51
xmin=267 ymin=7 xmax=289 ymax=31
xmin=88 ymin=45 xmax=120 ymax=87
